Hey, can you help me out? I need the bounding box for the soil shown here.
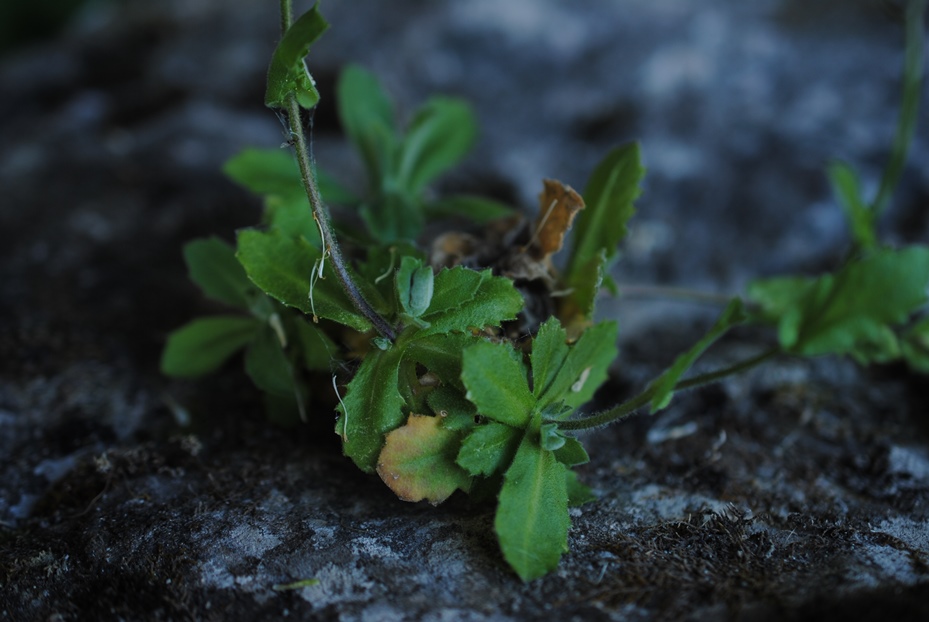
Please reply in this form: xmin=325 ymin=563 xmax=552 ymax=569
xmin=2 ymin=1 xmax=929 ymax=620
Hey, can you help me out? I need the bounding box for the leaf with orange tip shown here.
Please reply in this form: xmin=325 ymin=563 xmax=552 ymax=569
xmin=376 ymin=414 xmax=470 ymax=505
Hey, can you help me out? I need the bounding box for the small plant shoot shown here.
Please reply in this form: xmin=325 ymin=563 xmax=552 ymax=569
xmin=162 ymin=0 xmax=929 ymax=581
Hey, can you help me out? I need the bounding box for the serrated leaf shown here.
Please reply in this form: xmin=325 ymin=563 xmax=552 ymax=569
xmin=748 ymin=247 xmax=929 ymax=360
xmin=183 ymin=237 xmax=255 ymax=310
xmin=565 ymin=469 xmax=596 ymax=507
xmin=336 ymin=348 xmax=406 ymax=472
xmin=161 ymin=316 xmax=259 ymax=378
xmin=531 ymin=317 xmax=570 ymax=400
xmin=244 ymin=323 xmax=295 ymax=397
xmin=395 ymin=256 xmax=434 ymax=319
xmin=425 ymin=194 xmax=516 ymax=224
xmin=418 ymin=269 xmax=523 ymax=337
xmin=536 ymin=321 xmax=619 ymax=409
xmin=377 ymin=414 xmax=470 ymax=504
xmin=462 ymin=341 xmax=535 ymax=428
xmin=397 ymin=96 xmax=477 ymax=194
xmin=236 ymin=228 xmax=371 ymax=332
xmin=564 ymin=142 xmax=644 ymax=296
xmin=828 ymin=160 xmax=876 ymax=250
xmin=423 ymin=266 xmax=486 ymax=318
xmin=337 ymin=64 xmax=397 ymax=188
xmin=265 ymin=4 xmax=330 ymax=109
xmin=648 ymin=299 xmax=747 ymax=412
xmin=495 ymin=434 xmax=570 ymax=581
xmin=457 ymin=422 xmax=521 ymax=477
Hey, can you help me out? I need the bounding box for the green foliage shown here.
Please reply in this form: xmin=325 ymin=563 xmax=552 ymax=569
xmin=163 ymin=0 xmax=929 ymax=583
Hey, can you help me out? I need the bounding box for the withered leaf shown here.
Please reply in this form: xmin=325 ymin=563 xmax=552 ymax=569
xmin=527 ymin=179 xmax=585 ymax=261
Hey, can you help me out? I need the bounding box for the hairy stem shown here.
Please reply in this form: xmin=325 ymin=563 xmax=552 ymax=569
xmin=871 ymin=0 xmax=926 ymax=216
xmin=279 ymin=0 xmax=397 ymax=340
xmin=555 ymin=347 xmax=781 ymax=431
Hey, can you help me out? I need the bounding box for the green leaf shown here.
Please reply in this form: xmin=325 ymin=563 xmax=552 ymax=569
xmin=261 ymin=195 xmax=320 ymax=247
xmin=244 ymin=323 xmax=295 ymax=397
xmin=565 ymin=142 xmax=644 ymax=295
xmin=292 ymin=316 xmax=338 ymax=371
xmin=534 ymin=320 xmax=619 ymax=409
xmin=649 ymin=299 xmax=747 ymax=412
xmin=427 ymin=386 xmax=477 ymax=431
xmin=553 ymin=435 xmax=590 ymax=467
xmin=531 ymin=318 xmax=570 ymax=400
xmin=265 ymin=4 xmax=330 ymax=109
xmin=418 ymin=269 xmax=523 ymax=337
xmin=558 ymin=249 xmax=607 ymax=333
xmin=748 ymin=247 xmax=929 ymax=360
xmin=336 ymin=348 xmax=406 ymax=472
xmin=360 ymin=192 xmax=424 ymax=244
xmin=337 ymin=65 xmax=397 ymax=188
xmin=828 ymin=160 xmax=876 ymax=249
xmin=403 ymin=332 xmax=473 ymax=389
xmin=183 ymin=237 xmax=255 ymax=310
xmin=161 ymin=316 xmax=259 ymax=378
xmin=456 ymin=422 xmax=521 ymax=477
xmin=495 ymin=434 xmax=570 ymax=581
xmin=565 ymin=469 xmax=596 ymax=507
xmin=462 ymin=340 xmax=535 ymax=428
xmin=397 ymin=96 xmax=476 ymax=194
xmin=425 ymin=194 xmax=515 ymax=224
xmin=224 ymin=148 xmax=304 ymax=199
xmin=395 ymin=256 xmax=434 ymax=319
xmin=377 ymin=414 xmax=470 ymax=504
xmin=236 ymin=228 xmax=371 ymax=331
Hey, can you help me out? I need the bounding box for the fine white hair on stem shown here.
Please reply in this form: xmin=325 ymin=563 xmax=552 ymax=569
xmin=333 ymin=374 xmax=349 ymax=442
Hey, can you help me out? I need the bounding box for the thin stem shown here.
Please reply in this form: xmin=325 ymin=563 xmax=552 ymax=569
xmin=555 ymin=347 xmax=781 ymax=432
xmin=871 ymin=0 xmax=926 ymax=217
xmin=278 ymin=0 xmax=397 ymax=340
xmin=617 ymin=284 xmax=734 ymax=306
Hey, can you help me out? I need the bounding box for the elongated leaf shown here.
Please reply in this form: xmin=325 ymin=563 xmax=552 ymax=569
xmin=828 ymin=160 xmax=876 ymax=249
xmin=224 ymin=148 xmax=304 ymax=199
xmin=462 ymin=341 xmax=534 ymax=427
xmin=425 ymin=194 xmax=515 ymax=224
xmin=336 ymin=348 xmax=406 ymax=472
xmin=649 ymin=299 xmax=746 ymax=412
xmin=531 ymin=318 xmax=570 ymax=399
xmin=337 ymin=65 xmax=397 ymax=187
xmin=397 ymin=96 xmax=477 ymax=194
xmin=557 ymin=249 xmax=607 ymax=335
xmin=360 ymin=191 xmax=424 ymax=244
xmin=456 ymin=422 xmax=521 ymax=477
xmin=236 ymin=228 xmax=370 ymax=332
xmin=535 ymin=321 xmax=618 ymax=409
xmin=183 ymin=237 xmax=254 ymax=309
xmin=377 ymin=414 xmax=470 ymax=504
xmin=292 ymin=315 xmax=338 ymax=371
xmin=418 ymin=269 xmax=523 ymax=337
xmin=565 ymin=142 xmax=644 ymax=293
xmin=265 ymin=4 xmax=330 ymax=109
xmin=423 ymin=266 xmax=486 ymax=318
xmin=495 ymin=434 xmax=570 ymax=581
xmin=161 ymin=316 xmax=259 ymax=378
xmin=244 ymin=323 xmax=295 ymax=397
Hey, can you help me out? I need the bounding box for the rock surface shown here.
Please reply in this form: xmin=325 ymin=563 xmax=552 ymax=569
xmin=2 ymin=0 xmax=928 ymax=620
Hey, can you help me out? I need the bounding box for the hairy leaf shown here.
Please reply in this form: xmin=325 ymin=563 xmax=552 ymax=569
xmin=418 ymin=269 xmax=523 ymax=337
xmin=265 ymin=3 xmax=330 ymax=109
xmin=183 ymin=237 xmax=255 ymax=310
xmin=398 ymin=96 xmax=477 ymax=194
xmin=531 ymin=318 xmax=570 ymax=400
xmin=336 ymin=348 xmax=406 ymax=472
xmin=565 ymin=142 xmax=644 ymax=294
xmin=533 ymin=320 xmax=618 ymax=410
xmin=236 ymin=228 xmax=370 ymax=331
xmin=649 ymin=299 xmax=747 ymax=412
xmin=161 ymin=316 xmax=259 ymax=378
xmin=495 ymin=433 xmax=570 ymax=581
xmin=457 ymin=421 xmax=521 ymax=477
xmin=427 ymin=386 xmax=477 ymax=431
xmin=462 ymin=341 xmax=534 ymax=427
xmin=403 ymin=332 xmax=473 ymax=389
xmin=565 ymin=469 xmax=596 ymax=507
xmin=377 ymin=414 xmax=470 ymax=504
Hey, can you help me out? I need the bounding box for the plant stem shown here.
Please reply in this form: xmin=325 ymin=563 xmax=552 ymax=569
xmin=554 ymin=347 xmax=781 ymax=431
xmin=616 ymin=284 xmax=733 ymax=306
xmin=871 ymin=0 xmax=926 ymax=217
xmin=278 ymin=0 xmax=397 ymax=340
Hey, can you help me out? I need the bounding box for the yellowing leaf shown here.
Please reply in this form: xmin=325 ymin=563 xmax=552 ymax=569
xmin=377 ymin=414 xmax=470 ymax=505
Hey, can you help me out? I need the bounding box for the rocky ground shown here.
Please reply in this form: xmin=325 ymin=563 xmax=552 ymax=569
xmin=2 ymin=0 xmax=928 ymax=620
